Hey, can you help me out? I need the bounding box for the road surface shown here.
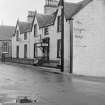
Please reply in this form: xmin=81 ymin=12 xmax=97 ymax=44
xmin=0 ymin=62 xmax=105 ymax=105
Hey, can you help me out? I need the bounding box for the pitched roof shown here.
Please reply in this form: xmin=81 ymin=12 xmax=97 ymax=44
xmin=59 ymin=0 xmax=93 ymax=20
xmin=36 ymin=11 xmax=57 ymax=28
xmin=18 ymin=21 xmax=32 ymax=34
xmin=35 ymin=0 xmax=93 ymax=28
xmin=0 ymin=25 xmax=15 ymax=40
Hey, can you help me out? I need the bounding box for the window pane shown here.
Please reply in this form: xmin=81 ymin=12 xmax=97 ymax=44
xmin=57 ymin=16 xmax=61 ymax=32
xmin=16 ymin=30 xmax=19 ymax=41
xmin=24 ymin=32 xmax=27 ymax=40
xmin=34 ymin=24 xmax=37 ymax=37
xmin=44 ymin=27 xmax=49 ymax=35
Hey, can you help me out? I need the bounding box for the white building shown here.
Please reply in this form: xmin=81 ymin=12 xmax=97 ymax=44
xmin=12 ymin=0 xmax=61 ymax=65
xmin=12 ymin=20 xmax=33 ymax=63
xmin=72 ymin=0 xmax=105 ymax=77
xmin=12 ymin=0 xmax=105 ymax=77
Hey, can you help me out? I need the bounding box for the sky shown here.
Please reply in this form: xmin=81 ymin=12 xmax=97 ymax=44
xmin=0 ymin=0 xmax=82 ymax=26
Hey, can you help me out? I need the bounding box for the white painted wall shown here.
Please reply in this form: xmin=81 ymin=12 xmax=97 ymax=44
xmin=12 ymin=25 xmax=30 ymax=59
xmin=73 ymin=0 xmax=105 ymax=77
xmin=29 ymin=17 xmax=43 ymax=59
xmin=49 ymin=7 xmax=61 ymax=61
xmin=64 ymin=20 xmax=70 ymax=73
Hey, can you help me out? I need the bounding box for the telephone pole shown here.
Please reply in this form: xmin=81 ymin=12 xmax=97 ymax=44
xmin=61 ymin=0 xmax=64 ymax=72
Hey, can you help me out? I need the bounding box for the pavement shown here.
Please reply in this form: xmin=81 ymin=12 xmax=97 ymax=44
xmin=4 ymin=61 xmax=105 ymax=83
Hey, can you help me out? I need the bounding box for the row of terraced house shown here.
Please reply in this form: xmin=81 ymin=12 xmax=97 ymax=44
xmin=11 ymin=0 xmax=105 ymax=77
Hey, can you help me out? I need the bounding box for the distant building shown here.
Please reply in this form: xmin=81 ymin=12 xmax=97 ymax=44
xmin=12 ymin=20 xmax=32 ymax=62
xmin=0 ymin=25 xmax=15 ymax=59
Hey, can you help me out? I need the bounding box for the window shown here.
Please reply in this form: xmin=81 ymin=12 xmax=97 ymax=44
xmin=44 ymin=27 xmax=49 ymax=35
xmin=34 ymin=24 xmax=37 ymax=37
xmin=24 ymin=44 xmax=27 ymax=58
xmin=57 ymin=39 xmax=61 ymax=58
xmin=16 ymin=46 xmax=19 ymax=58
xmin=57 ymin=16 xmax=61 ymax=32
xmin=16 ymin=30 xmax=19 ymax=41
xmin=2 ymin=42 xmax=8 ymax=52
xmin=24 ymin=32 xmax=27 ymax=40
xmin=34 ymin=44 xmax=37 ymax=58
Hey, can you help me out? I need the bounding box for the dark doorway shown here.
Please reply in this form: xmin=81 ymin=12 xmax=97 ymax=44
xmin=24 ymin=44 xmax=27 ymax=58
xmin=16 ymin=46 xmax=19 ymax=58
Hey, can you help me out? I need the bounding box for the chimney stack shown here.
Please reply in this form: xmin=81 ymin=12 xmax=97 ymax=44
xmin=27 ymin=11 xmax=35 ymax=23
xmin=44 ymin=0 xmax=58 ymax=14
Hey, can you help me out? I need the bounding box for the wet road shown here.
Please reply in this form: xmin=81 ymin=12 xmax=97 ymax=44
xmin=0 ymin=63 xmax=105 ymax=105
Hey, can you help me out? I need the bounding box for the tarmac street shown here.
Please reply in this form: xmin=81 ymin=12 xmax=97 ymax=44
xmin=0 ymin=62 xmax=105 ymax=105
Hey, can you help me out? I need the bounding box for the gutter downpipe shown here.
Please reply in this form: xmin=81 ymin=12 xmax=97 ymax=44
xmin=70 ymin=18 xmax=73 ymax=73
xmin=61 ymin=0 xmax=64 ymax=72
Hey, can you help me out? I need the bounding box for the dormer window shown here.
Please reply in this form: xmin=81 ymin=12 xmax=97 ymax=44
xmin=44 ymin=27 xmax=49 ymax=35
xmin=34 ymin=24 xmax=37 ymax=37
xmin=24 ymin=32 xmax=27 ymax=40
xmin=16 ymin=30 xmax=19 ymax=41
xmin=57 ymin=16 xmax=61 ymax=32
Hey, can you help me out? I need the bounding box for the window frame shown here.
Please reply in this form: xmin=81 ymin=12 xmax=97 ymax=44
xmin=2 ymin=42 xmax=8 ymax=53
xmin=34 ymin=24 xmax=37 ymax=37
xmin=44 ymin=27 xmax=49 ymax=35
xmin=16 ymin=30 xmax=19 ymax=41
xmin=57 ymin=16 xmax=61 ymax=32
xmin=24 ymin=32 xmax=27 ymax=40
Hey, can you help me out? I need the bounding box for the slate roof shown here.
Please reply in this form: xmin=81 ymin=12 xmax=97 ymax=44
xmin=18 ymin=21 xmax=32 ymax=34
xmin=36 ymin=0 xmax=93 ymax=27
xmin=16 ymin=0 xmax=93 ymax=32
xmin=0 ymin=25 xmax=15 ymax=40
xmin=36 ymin=11 xmax=57 ymax=28
xmin=59 ymin=0 xmax=93 ymax=20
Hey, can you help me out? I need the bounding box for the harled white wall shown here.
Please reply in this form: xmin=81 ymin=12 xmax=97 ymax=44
xmin=73 ymin=0 xmax=105 ymax=77
xmin=12 ymin=25 xmax=30 ymax=59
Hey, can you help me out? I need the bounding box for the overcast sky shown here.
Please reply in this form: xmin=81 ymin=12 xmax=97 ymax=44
xmin=0 ymin=0 xmax=82 ymax=26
